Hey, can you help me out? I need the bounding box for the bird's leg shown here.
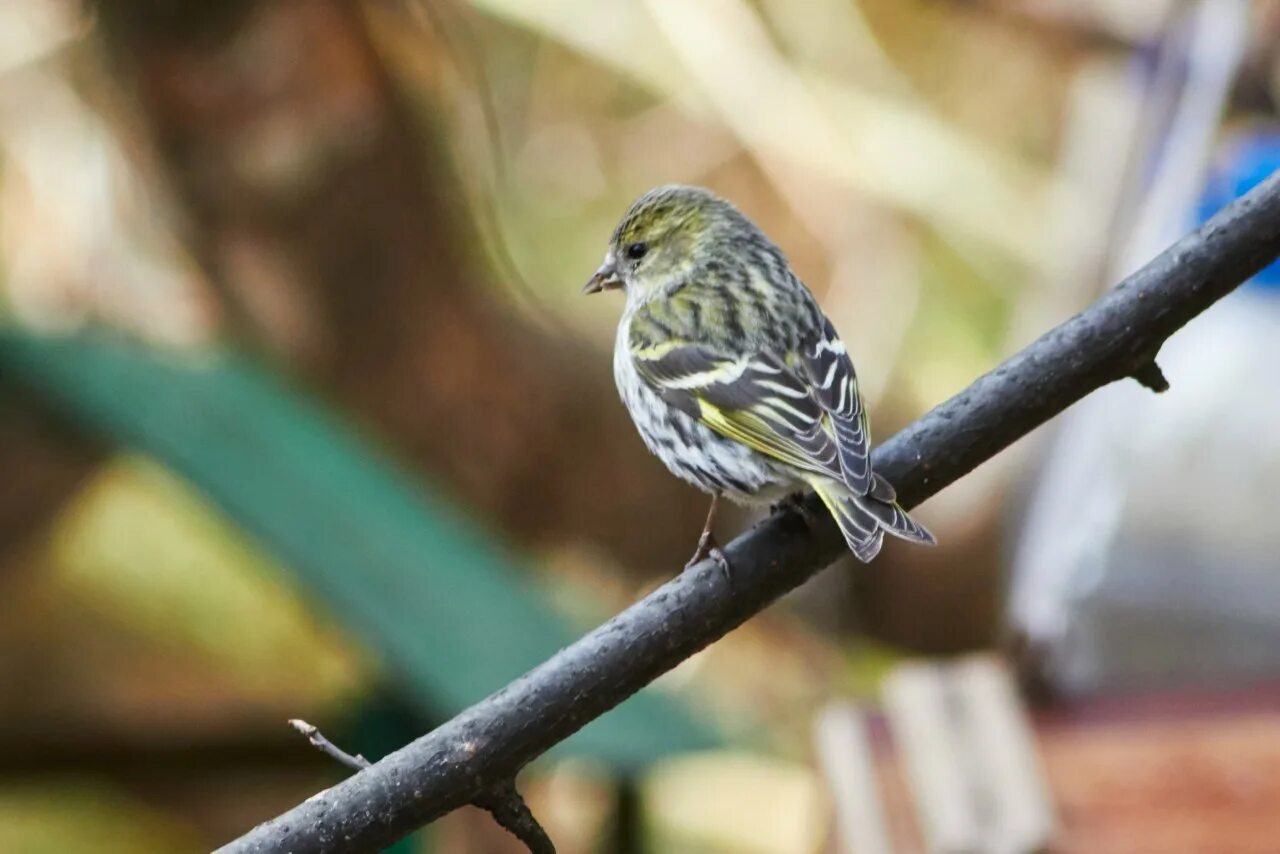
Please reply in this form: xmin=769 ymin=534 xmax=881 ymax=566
xmin=686 ymin=494 xmax=731 ymax=581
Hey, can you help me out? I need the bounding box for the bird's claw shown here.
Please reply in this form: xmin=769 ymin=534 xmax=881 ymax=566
xmin=708 ymin=546 xmax=732 ymax=583
xmin=686 ymin=532 xmax=733 ymax=583
xmin=685 ymin=531 xmax=716 ymax=567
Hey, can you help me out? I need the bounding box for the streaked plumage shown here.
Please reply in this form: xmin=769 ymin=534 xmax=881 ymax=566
xmin=585 ymin=185 xmax=934 ymax=563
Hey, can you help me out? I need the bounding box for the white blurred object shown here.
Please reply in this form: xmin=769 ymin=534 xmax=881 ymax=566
xmin=0 ymin=0 xmax=83 ymax=75
xmin=1011 ymin=288 xmax=1280 ymax=694
xmin=1006 ymin=0 xmax=1280 ymax=695
xmin=0 ymin=1 xmax=215 ymax=344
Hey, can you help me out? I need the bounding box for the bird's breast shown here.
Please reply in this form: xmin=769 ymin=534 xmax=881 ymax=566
xmin=611 ymin=312 xmax=800 ymax=502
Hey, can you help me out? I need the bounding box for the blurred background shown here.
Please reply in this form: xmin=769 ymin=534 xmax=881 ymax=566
xmin=1 ymin=0 xmax=1279 ymax=851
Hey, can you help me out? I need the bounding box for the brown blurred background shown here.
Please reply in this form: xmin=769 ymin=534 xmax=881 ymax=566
xmin=2 ymin=1 xmax=1280 ymax=851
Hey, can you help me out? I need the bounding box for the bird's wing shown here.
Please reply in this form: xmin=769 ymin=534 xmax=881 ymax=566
xmin=798 ymin=316 xmax=873 ymax=495
xmin=629 ymin=316 xmax=874 ymax=494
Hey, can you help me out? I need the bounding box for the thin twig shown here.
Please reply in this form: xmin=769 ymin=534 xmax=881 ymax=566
xmin=473 ymin=779 xmax=556 ymax=854
xmin=288 ymin=719 xmax=371 ymax=772
xmin=220 ymin=171 xmax=1280 ymax=854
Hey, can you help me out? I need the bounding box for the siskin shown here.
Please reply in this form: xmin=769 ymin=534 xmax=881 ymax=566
xmin=585 ymin=185 xmax=934 ymax=570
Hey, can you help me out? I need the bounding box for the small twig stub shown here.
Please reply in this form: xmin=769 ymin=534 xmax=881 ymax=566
xmin=1132 ymin=361 xmax=1171 ymax=392
xmin=474 ymin=779 xmax=556 ymax=854
xmin=288 ymin=719 xmax=371 ymax=772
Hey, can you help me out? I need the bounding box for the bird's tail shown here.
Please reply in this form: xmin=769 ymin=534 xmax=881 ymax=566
xmin=811 ymin=478 xmax=935 ymax=563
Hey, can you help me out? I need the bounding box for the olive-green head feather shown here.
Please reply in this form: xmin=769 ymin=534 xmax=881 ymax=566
xmin=583 ymin=185 xmax=764 ymax=307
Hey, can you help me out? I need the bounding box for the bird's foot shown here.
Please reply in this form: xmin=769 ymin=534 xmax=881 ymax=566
xmin=686 ymin=532 xmax=733 ymax=583
xmin=685 ymin=530 xmax=717 ymax=567
xmin=770 ymin=491 xmax=819 ymax=530
xmin=769 ymin=492 xmax=804 ymax=515
xmin=708 ymin=547 xmax=732 ymax=584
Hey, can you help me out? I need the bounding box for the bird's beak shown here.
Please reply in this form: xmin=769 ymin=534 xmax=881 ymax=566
xmin=583 ymin=256 xmax=622 ymax=294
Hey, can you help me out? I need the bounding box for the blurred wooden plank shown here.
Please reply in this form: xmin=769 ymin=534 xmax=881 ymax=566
xmin=814 ymin=702 xmax=893 ymax=854
xmin=883 ymin=663 xmax=980 ymax=853
xmin=870 ymin=674 xmax=1280 ymax=852
xmin=952 ymin=655 xmax=1055 ymax=852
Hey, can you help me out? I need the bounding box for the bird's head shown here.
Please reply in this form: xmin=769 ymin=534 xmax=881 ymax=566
xmin=584 ymin=184 xmax=749 ymax=305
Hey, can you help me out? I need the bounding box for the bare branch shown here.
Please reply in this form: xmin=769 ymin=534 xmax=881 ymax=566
xmin=218 ymin=171 xmax=1280 ymax=854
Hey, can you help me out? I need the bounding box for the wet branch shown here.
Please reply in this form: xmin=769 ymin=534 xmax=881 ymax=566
xmin=219 ymin=171 xmax=1280 ymax=853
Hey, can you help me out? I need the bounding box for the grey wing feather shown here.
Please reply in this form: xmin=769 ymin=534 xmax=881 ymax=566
xmin=801 ymin=317 xmax=873 ymax=495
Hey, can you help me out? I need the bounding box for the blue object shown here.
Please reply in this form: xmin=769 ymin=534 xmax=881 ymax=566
xmin=1196 ymin=128 xmax=1280 ymax=290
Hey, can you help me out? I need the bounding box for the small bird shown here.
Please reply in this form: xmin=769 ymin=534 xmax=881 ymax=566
xmin=584 ymin=185 xmax=934 ymax=570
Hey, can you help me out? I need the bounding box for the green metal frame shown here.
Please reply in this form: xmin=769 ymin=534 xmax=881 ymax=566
xmin=0 ymin=330 xmax=716 ymax=766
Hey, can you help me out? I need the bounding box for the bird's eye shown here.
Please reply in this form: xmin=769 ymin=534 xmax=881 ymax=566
xmin=624 ymin=241 xmax=649 ymax=261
